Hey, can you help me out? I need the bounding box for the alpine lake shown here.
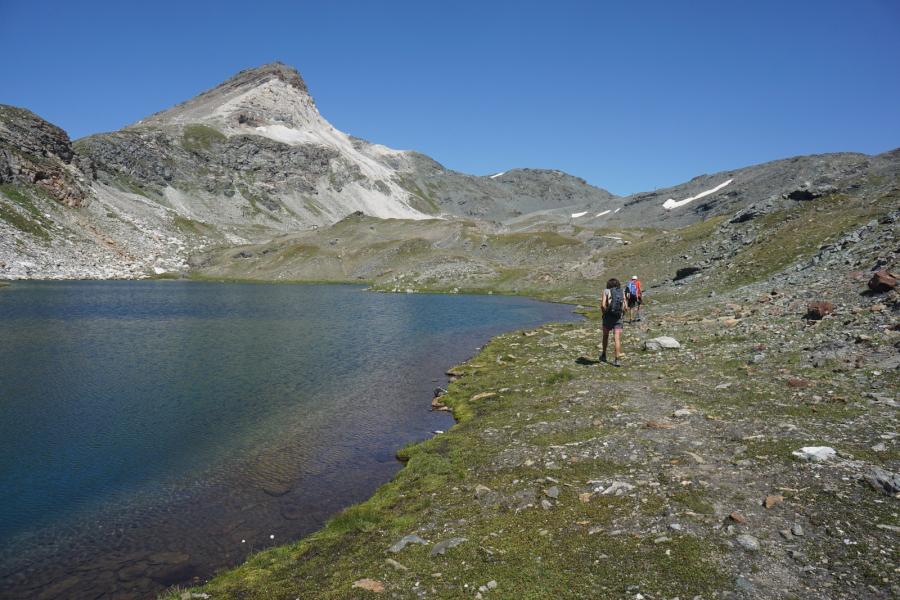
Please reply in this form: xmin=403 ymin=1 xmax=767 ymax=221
xmin=0 ymin=281 xmax=577 ymax=599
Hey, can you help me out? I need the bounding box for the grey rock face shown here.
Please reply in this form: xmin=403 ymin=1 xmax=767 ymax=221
xmin=0 ymin=104 xmax=90 ymax=207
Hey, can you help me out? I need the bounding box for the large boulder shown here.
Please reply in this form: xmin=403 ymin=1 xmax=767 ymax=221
xmin=643 ymin=336 xmax=681 ymax=351
xmin=868 ymin=270 xmax=897 ymax=293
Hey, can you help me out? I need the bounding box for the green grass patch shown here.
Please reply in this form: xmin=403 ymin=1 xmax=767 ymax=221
xmin=181 ymin=123 xmax=226 ymax=152
xmin=0 ymin=184 xmax=50 ymax=240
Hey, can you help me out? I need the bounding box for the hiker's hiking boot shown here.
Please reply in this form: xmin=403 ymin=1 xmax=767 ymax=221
xmin=613 ymin=358 xmax=621 ymax=367
xmin=599 ymin=353 xmax=607 ymax=363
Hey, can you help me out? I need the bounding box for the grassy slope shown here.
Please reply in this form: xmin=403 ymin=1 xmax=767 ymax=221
xmin=165 ymin=189 xmax=898 ymax=599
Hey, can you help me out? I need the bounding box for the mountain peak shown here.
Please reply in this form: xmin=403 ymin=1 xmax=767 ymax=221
xmin=221 ymin=61 xmax=308 ymax=94
xmin=135 ymin=61 xmax=313 ymax=128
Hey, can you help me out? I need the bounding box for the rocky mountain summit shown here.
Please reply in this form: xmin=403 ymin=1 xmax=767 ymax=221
xmin=0 ymin=62 xmax=620 ymax=279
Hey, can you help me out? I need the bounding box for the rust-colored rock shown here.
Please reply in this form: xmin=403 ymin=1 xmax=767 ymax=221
xmin=352 ymin=578 xmax=385 ymax=593
xmin=763 ymin=494 xmax=784 ymax=509
xmin=804 ymin=301 xmax=834 ymax=320
xmin=431 ymin=397 xmax=450 ymax=412
xmin=728 ymin=511 xmax=747 ymax=524
xmin=787 ymin=377 xmax=810 ymax=388
xmin=868 ymin=270 xmax=897 ymax=293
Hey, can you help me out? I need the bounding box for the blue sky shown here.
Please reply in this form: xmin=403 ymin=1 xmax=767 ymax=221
xmin=1 ymin=0 xmax=898 ymax=195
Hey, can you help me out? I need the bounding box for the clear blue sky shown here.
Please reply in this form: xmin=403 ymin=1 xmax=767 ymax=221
xmin=1 ymin=0 xmax=898 ymax=195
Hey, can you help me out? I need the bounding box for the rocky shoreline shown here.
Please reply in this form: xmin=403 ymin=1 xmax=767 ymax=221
xmin=159 ymin=257 xmax=897 ymax=599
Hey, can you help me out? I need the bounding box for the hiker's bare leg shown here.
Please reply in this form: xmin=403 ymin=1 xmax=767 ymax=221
xmin=602 ymin=328 xmax=609 ymax=356
xmin=614 ymin=328 xmax=622 ymax=359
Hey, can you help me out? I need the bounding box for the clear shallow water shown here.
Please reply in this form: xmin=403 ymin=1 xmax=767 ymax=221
xmin=0 ymin=281 xmax=576 ymax=599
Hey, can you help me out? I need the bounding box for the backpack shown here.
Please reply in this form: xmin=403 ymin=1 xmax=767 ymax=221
xmin=608 ymin=288 xmax=624 ymax=316
xmin=626 ymin=280 xmax=637 ymax=297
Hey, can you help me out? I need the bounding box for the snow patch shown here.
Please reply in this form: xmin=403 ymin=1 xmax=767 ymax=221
xmin=595 ymin=210 xmax=611 ymax=217
xmin=571 ymin=211 xmax=588 ymax=218
xmin=663 ymin=179 xmax=733 ymax=210
xmin=614 ymin=208 xmax=621 ymax=213
xmin=489 ymin=171 xmax=506 ymax=179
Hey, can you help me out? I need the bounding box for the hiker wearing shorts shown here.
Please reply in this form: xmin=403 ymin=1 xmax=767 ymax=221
xmin=625 ymin=275 xmax=643 ymax=322
xmin=600 ymin=278 xmax=624 ymax=367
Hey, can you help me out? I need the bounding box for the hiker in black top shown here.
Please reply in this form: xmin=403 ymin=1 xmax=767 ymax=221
xmin=600 ymin=278 xmax=624 ymax=367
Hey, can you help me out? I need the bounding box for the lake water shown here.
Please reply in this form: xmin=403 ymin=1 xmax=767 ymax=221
xmin=0 ymin=281 xmax=577 ymax=599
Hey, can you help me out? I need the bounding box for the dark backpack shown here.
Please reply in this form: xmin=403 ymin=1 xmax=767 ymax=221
xmin=608 ymin=288 xmax=624 ymax=316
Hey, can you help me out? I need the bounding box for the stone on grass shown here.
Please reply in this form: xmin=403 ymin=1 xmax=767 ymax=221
xmin=736 ymin=534 xmax=760 ymax=552
xmin=728 ymin=511 xmax=747 ymax=524
xmin=388 ymin=534 xmax=428 ymax=553
xmin=474 ymin=484 xmax=493 ymax=498
xmin=385 ymin=558 xmax=408 ymax=571
xmin=352 ymin=578 xmax=385 ymax=593
xmin=868 ymin=270 xmax=897 ymax=293
xmin=430 ymin=537 xmax=467 ymax=557
xmin=543 ymin=486 xmax=560 ymax=499
xmin=763 ymin=494 xmax=784 ymax=509
xmin=792 ymin=446 xmax=836 ymax=462
xmin=864 ymin=467 xmax=900 ymax=495
xmin=786 ymin=377 xmax=810 ymax=388
xmin=643 ymin=336 xmax=681 ymax=351
xmin=599 ymin=481 xmax=635 ymax=496
xmin=804 ymin=301 xmax=834 ymax=320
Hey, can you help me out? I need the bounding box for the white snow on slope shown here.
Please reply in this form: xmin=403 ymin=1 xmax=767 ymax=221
xmin=571 ymin=211 xmax=588 ymax=218
xmin=595 ymin=209 xmax=611 ymax=217
xmin=663 ymin=179 xmax=733 ymax=210
xmin=489 ymin=171 xmax=506 ymax=179
xmin=614 ymin=208 xmax=621 ymax=213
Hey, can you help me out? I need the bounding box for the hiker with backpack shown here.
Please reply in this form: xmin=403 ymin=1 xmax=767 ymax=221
xmin=600 ymin=277 xmax=625 ymax=367
xmin=625 ymin=275 xmax=643 ymax=322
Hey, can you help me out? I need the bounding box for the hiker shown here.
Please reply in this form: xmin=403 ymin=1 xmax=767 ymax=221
xmin=600 ymin=277 xmax=625 ymax=367
xmin=625 ymin=275 xmax=643 ymax=322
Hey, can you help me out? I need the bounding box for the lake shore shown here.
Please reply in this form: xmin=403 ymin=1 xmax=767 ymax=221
xmin=163 ymin=276 xmax=899 ymax=599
